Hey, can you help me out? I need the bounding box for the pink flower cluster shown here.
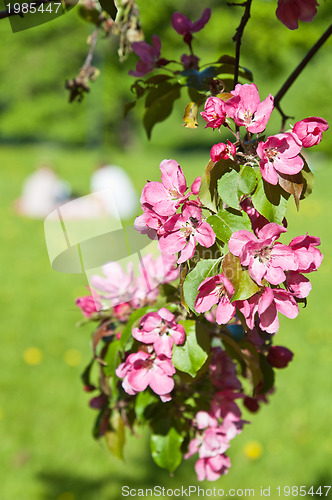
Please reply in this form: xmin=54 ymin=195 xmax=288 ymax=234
xmin=76 ymin=253 xmax=179 ymax=317
xmin=186 ymin=349 xmax=246 ymax=481
xmin=195 ymin=220 xmax=322 ymax=334
xmin=116 ymin=308 xmax=185 ymax=401
xmin=202 ymin=83 xmax=328 ymax=186
xmin=135 ymin=160 xmax=215 ymax=264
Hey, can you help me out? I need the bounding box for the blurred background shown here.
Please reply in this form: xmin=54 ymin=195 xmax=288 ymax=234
xmin=0 ymin=0 xmax=332 ymax=498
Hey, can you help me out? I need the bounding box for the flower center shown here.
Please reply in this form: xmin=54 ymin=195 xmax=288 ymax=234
xmin=265 ymin=147 xmax=279 ymax=162
xmin=216 ymin=284 xmax=226 ymax=298
xmin=243 ymin=109 xmax=253 ymax=124
xmin=254 ymin=245 xmax=272 ymax=264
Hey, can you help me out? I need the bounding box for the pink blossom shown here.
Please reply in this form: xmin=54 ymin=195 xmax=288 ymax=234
xmin=129 ymin=35 xmax=162 ymax=77
xmin=191 ymin=176 xmax=201 ymax=195
xmin=76 ymin=294 xmax=100 ymax=317
xmin=91 ymin=262 xmax=135 ymax=306
xmin=285 ymin=271 xmax=312 ymax=298
xmin=289 ymin=234 xmax=323 ymax=272
xmin=211 ymin=140 xmax=236 ymax=162
xmin=239 ymin=287 xmax=299 ymax=334
xmin=210 ymin=348 xmax=242 ymax=391
xmin=140 ymin=159 xmax=188 ymax=216
xmin=158 ymin=204 xmax=215 ymax=264
xmin=134 ymin=203 xmax=168 ymax=239
xmin=225 ymin=83 xmax=274 ymax=134
xmin=195 ymin=455 xmax=231 ymax=481
xmin=257 ymin=133 xmax=303 ymax=185
xmin=267 ymin=345 xmax=294 ymax=368
xmin=195 ymin=273 xmax=236 ymax=325
xmin=276 ymin=0 xmax=319 ymax=30
xmin=172 ymin=8 xmax=211 ymax=36
xmin=113 ymin=302 xmax=132 ymax=322
xmin=229 ymin=223 xmax=297 ymax=286
xmin=132 ymin=308 xmax=185 ymax=357
xmin=293 ymin=117 xmax=329 ymax=148
xmin=138 ymin=254 xmax=179 ymax=291
xmin=201 ymin=97 xmax=226 ymax=129
xmin=181 ymin=54 xmax=200 ymax=70
xmin=116 ymin=350 xmax=175 ymax=400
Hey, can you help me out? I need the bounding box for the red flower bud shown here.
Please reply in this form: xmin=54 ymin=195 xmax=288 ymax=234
xmin=267 ymin=346 xmax=293 ymax=368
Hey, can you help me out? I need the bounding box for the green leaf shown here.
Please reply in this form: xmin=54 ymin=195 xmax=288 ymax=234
xmin=78 ymin=5 xmax=100 ymax=24
xmin=217 ymin=165 xmax=257 ymax=210
xmin=150 ymin=426 xmax=184 ymax=473
xmin=103 ymin=340 xmax=121 ymax=377
xmin=105 ymin=412 xmax=126 ymax=460
xmin=183 ymin=259 xmax=220 ymax=312
xmin=258 ymin=354 xmax=275 ymax=394
xmin=172 ymin=321 xmax=210 ymax=378
xmin=300 ymin=157 xmax=314 ymax=200
xmin=143 ymin=82 xmax=181 ymax=139
xmin=217 ymin=168 xmax=240 ymax=209
xmin=98 ymin=0 xmax=117 ymax=20
xmin=199 ymin=159 xmax=236 ymax=211
xmin=120 ymin=306 xmax=157 ymax=352
xmin=123 ymin=100 xmax=136 ymax=118
xmin=222 ymin=252 xmax=261 ymax=301
xmin=135 ymin=391 xmax=159 ymax=423
xmin=238 ymin=165 xmax=258 ymax=197
xmin=207 ymin=209 xmax=251 ymax=244
xmin=81 ymin=359 xmax=94 ymax=388
xmin=251 ymin=175 xmax=288 ymax=224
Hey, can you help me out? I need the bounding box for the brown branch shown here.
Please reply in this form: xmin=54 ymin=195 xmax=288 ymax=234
xmin=275 ymin=23 xmax=332 ymax=130
xmin=232 ymin=0 xmax=252 ymax=87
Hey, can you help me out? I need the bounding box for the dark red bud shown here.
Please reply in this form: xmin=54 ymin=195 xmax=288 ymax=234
xmin=267 ymin=346 xmax=294 ymax=368
xmin=244 ymin=397 xmax=260 ymax=413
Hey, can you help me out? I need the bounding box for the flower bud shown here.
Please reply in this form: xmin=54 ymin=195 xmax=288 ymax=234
xmin=267 ymin=346 xmax=293 ymax=368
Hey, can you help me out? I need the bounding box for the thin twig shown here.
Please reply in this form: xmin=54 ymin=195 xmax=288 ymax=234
xmin=232 ymin=0 xmax=252 ymax=87
xmin=83 ymin=26 xmax=100 ymax=70
xmin=274 ymin=23 xmax=332 ymax=130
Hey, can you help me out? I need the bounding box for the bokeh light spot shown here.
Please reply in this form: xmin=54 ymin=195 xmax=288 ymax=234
xmin=23 ymin=347 xmax=43 ymax=365
xmin=243 ymin=441 xmax=263 ymax=460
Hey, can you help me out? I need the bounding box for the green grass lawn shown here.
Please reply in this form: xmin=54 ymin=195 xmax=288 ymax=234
xmin=0 ymin=141 xmax=331 ymax=500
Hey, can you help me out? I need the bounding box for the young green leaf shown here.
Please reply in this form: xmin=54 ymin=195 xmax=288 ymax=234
xmin=172 ymin=321 xmax=210 ymax=378
xmin=103 ymin=340 xmax=121 ymax=377
xmin=251 ymin=176 xmax=288 ymax=224
xmin=207 ymin=209 xmax=251 ymax=243
xmin=183 ymin=259 xmax=221 ymax=312
xmin=150 ymin=426 xmax=184 ymax=473
xmin=105 ymin=412 xmax=126 ymax=461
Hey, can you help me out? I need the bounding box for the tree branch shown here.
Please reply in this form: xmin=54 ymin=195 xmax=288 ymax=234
xmin=232 ymin=0 xmax=252 ymax=87
xmin=275 ymin=23 xmax=332 ymax=130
